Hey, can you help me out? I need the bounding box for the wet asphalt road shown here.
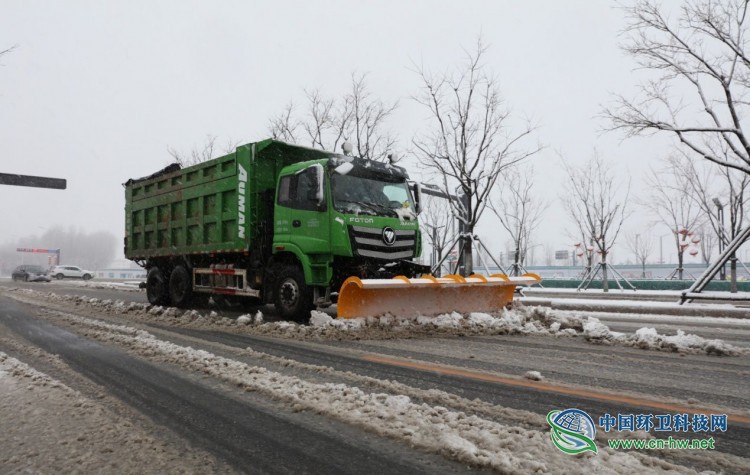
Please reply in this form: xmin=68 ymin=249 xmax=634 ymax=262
xmin=1 ymin=278 xmax=749 ymax=473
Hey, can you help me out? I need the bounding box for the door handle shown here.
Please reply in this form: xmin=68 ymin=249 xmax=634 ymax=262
xmin=292 ymin=220 xmax=301 ymax=228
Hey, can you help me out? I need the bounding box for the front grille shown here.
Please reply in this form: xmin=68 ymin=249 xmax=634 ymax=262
xmin=349 ymin=225 xmax=416 ymax=260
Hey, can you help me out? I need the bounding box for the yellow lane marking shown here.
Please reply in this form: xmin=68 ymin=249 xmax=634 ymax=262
xmin=362 ymin=355 xmax=750 ymax=425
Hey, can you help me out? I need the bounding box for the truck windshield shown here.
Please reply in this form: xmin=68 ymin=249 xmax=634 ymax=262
xmin=331 ymin=173 xmax=415 ymax=218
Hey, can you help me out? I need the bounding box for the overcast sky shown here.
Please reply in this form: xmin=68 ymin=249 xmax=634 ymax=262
xmin=1 ymin=1 xmax=687 ymax=267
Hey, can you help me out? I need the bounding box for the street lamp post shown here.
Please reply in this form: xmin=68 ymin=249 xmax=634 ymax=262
xmin=713 ymin=197 xmax=726 ymax=281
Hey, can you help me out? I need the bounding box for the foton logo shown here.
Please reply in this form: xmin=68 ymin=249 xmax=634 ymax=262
xmin=238 ymin=165 xmax=247 ymax=239
xmin=382 ymin=227 xmax=396 ymax=246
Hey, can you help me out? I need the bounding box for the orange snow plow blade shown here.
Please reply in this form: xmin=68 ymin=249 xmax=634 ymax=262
xmin=336 ymin=273 xmax=541 ymax=319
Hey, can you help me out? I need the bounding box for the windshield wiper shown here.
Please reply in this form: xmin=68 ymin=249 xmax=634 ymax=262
xmin=360 ymin=201 xmax=397 ymax=217
xmin=336 ymin=199 xmax=396 ymax=217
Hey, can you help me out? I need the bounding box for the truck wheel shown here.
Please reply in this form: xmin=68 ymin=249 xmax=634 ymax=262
xmin=146 ymin=267 xmax=170 ymax=306
xmin=274 ymin=265 xmax=313 ymax=323
xmin=169 ymin=265 xmax=193 ymax=308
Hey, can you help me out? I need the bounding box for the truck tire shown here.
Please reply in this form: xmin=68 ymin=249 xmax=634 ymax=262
xmin=274 ymin=265 xmax=313 ymax=323
xmin=169 ymin=265 xmax=193 ymax=308
xmin=146 ymin=267 xmax=170 ymax=306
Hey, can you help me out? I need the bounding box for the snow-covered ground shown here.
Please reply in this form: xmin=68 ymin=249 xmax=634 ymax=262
xmin=2 ymin=286 xmax=749 ymax=473
xmin=6 ymin=287 xmax=748 ymax=357
xmin=0 ymin=352 xmax=228 ymax=473
xmin=521 ymin=295 xmax=750 ymax=318
xmin=56 ymin=279 xmax=144 ymax=291
xmin=30 ymin=309 xmax=728 ymax=474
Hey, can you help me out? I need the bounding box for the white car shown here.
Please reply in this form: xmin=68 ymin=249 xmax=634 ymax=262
xmin=49 ymin=265 xmax=95 ymax=281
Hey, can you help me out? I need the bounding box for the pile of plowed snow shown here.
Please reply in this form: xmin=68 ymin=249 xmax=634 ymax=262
xmin=43 ymin=314 xmax=707 ymax=474
xmin=6 ymin=288 xmax=747 ymax=356
xmin=57 ymin=280 xmax=143 ymax=292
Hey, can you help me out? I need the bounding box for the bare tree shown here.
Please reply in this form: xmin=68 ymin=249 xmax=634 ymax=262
xmin=300 ymin=88 xmax=350 ymax=152
xmin=572 ymin=236 xmax=596 ymax=277
xmin=606 ymin=0 xmax=750 ymax=175
xmin=420 ymin=195 xmax=454 ymax=275
xmin=167 ymin=134 xmax=243 ymax=167
xmin=490 ymin=165 xmax=544 ymax=275
xmin=673 ymin=151 xmax=749 ymax=288
xmin=268 ymin=73 xmax=397 ymax=161
xmin=349 ymin=75 xmax=398 ymax=160
xmin=699 ymin=227 xmax=718 ymax=264
xmin=562 ymin=153 xmax=630 ymax=291
xmin=626 ymin=232 xmax=654 ymax=278
xmin=0 ymin=44 xmax=16 ymax=61
xmin=643 ymin=160 xmax=705 ymax=279
xmin=412 ymin=39 xmax=541 ymax=275
xmin=268 ymin=101 xmax=300 ymax=143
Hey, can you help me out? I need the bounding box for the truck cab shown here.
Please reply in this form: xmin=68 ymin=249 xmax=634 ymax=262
xmin=270 ymin=155 xmax=427 ymax=319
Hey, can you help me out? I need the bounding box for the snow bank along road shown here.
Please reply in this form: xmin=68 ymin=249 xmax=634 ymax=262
xmin=0 ymin=282 xmax=748 ymax=473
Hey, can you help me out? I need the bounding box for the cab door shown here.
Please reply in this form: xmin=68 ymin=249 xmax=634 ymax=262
xmin=275 ymin=165 xmax=331 ymax=255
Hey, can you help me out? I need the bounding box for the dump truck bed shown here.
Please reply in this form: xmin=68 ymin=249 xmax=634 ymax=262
xmin=124 ymin=140 xmax=332 ymax=261
xmin=124 ymin=155 xmax=246 ymax=259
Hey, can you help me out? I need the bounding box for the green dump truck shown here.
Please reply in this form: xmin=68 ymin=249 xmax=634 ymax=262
xmin=124 ymin=139 xmax=428 ymax=321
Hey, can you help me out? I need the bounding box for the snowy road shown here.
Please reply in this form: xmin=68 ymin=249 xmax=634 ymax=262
xmin=0 ymin=282 xmax=749 ymax=473
xmin=5 ymin=279 xmax=750 ymax=345
xmin=0 ymin=298 xmax=457 ymax=474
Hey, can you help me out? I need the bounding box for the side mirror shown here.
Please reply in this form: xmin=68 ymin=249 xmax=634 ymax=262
xmin=412 ymin=182 xmax=422 ymax=214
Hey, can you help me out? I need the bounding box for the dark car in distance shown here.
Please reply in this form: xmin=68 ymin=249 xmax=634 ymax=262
xmin=11 ymin=265 xmax=52 ymax=282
